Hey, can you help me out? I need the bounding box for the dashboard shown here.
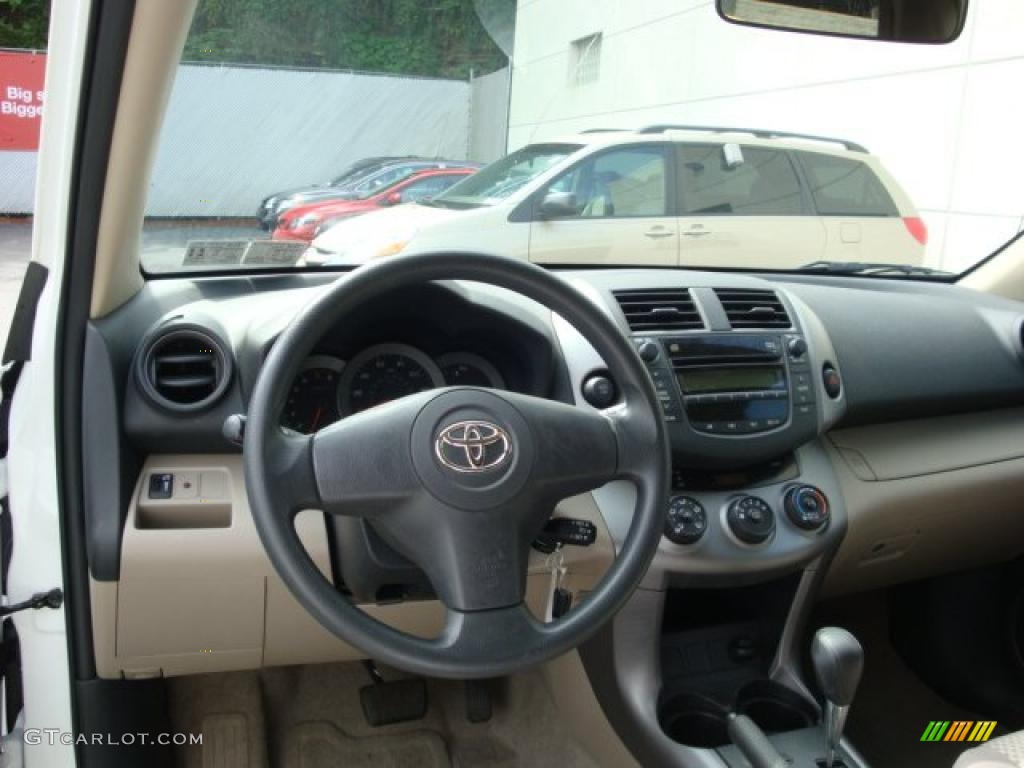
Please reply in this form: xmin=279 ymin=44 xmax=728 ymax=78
xmin=81 ymin=265 xmax=1024 ymax=680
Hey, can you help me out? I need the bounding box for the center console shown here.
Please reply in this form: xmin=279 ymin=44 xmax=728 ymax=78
xmin=556 ymin=274 xmax=863 ymax=768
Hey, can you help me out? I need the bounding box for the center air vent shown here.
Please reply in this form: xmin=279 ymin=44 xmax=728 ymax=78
xmin=714 ymin=289 xmax=791 ymax=329
xmin=613 ymin=289 xmax=705 ymax=332
xmin=138 ymin=327 xmax=232 ymax=411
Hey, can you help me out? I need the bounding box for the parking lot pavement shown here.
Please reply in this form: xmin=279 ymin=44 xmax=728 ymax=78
xmin=0 ymin=221 xmax=32 ymax=353
xmin=0 ymin=219 xmax=267 ymax=351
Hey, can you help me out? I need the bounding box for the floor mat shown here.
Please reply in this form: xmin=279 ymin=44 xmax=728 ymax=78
xmin=282 ymin=722 xmax=448 ymax=768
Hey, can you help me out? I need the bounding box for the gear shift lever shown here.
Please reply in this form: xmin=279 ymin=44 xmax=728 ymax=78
xmin=812 ymin=627 xmax=863 ymax=768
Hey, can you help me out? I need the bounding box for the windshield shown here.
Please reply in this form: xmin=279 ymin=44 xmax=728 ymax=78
xmin=136 ymin=2 xmax=1021 ymax=276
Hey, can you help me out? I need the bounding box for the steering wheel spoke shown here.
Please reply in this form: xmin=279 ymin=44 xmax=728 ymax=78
xmin=436 ymin=602 xmax=554 ymax=664
xmin=311 ymin=392 xmax=431 ymax=517
xmin=606 ymin=390 xmax=664 ymax=482
xmin=260 ymin=428 xmax=321 ymax=516
xmin=371 ymin=499 xmax=533 ymax=612
xmin=499 ymin=391 xmax=619 ymax=504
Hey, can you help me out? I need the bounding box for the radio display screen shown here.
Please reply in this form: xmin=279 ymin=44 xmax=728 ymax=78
xmin=677 ymin=367 xmax=784 ymax=394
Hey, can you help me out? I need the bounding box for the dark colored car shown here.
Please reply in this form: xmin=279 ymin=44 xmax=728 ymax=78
xmin=256 ymin=156 xmax=416 ymax=229
xmin=257 ymin=158 xmax=478 ymax=229
xmin=272 ymin=167 xmax=477 ymax=243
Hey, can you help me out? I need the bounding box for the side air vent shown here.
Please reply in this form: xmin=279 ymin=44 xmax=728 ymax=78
xmin=715 ymin=289 xmax=791 ymax=329
xmin=138 ymin=327 xmax=232 ymax=411
xmin=613 ymin=289 xmax=705 ymax=332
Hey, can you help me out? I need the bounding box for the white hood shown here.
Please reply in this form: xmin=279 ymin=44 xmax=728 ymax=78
xmin=306 ymin=203 xmax=463 ymax=265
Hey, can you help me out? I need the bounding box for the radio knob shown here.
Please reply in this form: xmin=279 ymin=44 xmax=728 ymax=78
xmin=784 ymin=485 xmax=830 ymax=530
xmin=787 ymin=337 xmax=808 ymax=359
xmin=665 ymin=496 xmax=707 ymax=545
xmin=726 ymin=496 xmax=775 ymax=544
xmin=637 ymin=339 xmax=661 ymax=363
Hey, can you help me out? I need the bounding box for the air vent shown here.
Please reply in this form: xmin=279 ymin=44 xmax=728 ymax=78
xmin=613 ymin=289 xmax=705 ymax=332
xmin=138 ymin=327 xmax=232 ymax=411
xmin=715 ymin=289 xmax=791 ymax=329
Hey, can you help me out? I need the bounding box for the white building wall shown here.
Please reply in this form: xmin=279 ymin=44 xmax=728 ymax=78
xmin=509 ymin=0 xmax=1024 ymax=271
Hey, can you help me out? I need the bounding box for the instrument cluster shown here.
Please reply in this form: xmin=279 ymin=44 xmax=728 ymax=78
xmin=281 ymin=342 xmax=505 ymax=433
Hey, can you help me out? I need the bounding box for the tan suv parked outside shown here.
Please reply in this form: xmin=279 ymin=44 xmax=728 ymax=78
xmin=306 ymin=126 xmax=927 ymax=270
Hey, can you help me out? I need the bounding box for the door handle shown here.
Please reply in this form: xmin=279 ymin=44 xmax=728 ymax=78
xmin=644 ymin=228 xmax=675 ymax=239
xmin=683 ymin=230 xmax=711 ymax=237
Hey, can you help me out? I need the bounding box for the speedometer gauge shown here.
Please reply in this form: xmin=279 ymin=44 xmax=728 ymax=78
xmin=338 ymin=344 xmax=444 ymax=415
xmin=437 ymin=352 xmax=505 ymax=389
xmin=281 ymin=355 xmax=344 ymax=433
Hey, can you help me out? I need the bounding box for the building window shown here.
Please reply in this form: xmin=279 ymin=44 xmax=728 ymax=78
xmin=568 ymin=33 xmax=602 ymax=86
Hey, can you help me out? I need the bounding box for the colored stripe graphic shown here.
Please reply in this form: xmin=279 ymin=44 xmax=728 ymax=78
xmin=971 ymin=722 xmax=997 ymax=742
xmin=921 ymin=721 xmax=998 ymax=742
xmin=946 ymin=724 xmax=970 ymax=741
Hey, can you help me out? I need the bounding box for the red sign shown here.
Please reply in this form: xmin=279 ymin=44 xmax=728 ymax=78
xmin=0 ymin=52 xmax=46 ymax=151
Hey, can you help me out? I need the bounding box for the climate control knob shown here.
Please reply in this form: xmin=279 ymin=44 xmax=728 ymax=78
xmin=665 ymin=496 xmax=707 ymax=545
xmin=784 ymin=485 xmax=830 ymax=530
xmin=726 ymin=496 xmax=775 ymax=544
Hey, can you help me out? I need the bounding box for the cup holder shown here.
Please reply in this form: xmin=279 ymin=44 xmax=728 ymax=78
xmin=658 ymin=691 xmax=731 ymax=749
xmin=735 ymin=680 xmax=818 ymax=734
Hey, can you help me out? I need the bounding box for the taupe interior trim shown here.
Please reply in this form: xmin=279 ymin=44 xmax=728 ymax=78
xmin=90 ymin=0 xmax=197 ymax=318
xmin=93 ymin=454 xmax=614 ymax=679
xmin=961 ymin=235 xmax=1024 ymax=301
xmin=828 ymin=406 xmax=1024 ymax=481
xmin=823 ymin=419 xmax=1024 ymax=597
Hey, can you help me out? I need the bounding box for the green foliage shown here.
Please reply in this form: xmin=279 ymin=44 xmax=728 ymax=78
xmin=0 ymin=0 xmax=50 ymax=50
xmin=182 ymin=0 xmax=507 ymax=79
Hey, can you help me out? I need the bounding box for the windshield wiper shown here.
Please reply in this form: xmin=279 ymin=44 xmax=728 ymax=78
xmin=797 ymin=260 xmax=954 ymax=277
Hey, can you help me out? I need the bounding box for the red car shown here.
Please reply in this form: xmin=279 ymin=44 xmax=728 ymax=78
xmin=272 ymin=167 xmax=476 ymax=242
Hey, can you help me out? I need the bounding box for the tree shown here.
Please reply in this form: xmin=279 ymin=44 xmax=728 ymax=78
xmin=0 ymin=0 xmax=50 ymax=50
xmin=182 ymin=0 xmax=507 ymax=79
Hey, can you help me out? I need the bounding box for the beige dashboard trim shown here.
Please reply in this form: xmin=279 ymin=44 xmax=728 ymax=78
xmin=823 ymin=409 xmax=1024 ymax=596
xmin=93 ymin=454 xmax=614 ymax=679
xmin=90 ymin=0 xmax=197 ymax=318
xmin=828 ymin=406 xmax=1024 ymax=480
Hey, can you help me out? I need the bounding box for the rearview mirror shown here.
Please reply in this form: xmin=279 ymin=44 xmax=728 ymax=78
xmin=717 ymin=0 xmax=966 ymax=44
xmin=538 ymin=191 xmax=579 ymax=219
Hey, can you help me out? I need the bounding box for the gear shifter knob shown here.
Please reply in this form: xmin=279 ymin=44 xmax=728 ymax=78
xmin=812 ymin=627 xmax=863 ymax=767
xmin=812 ymin=626 xmax=863 ymax=706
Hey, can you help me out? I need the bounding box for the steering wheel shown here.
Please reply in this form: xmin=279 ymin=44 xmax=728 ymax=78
xmin=244 ymin=252 xmax=669 ymax=679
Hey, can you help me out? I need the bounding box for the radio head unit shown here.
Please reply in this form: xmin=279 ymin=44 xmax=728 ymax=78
xmin=636 ymin=332 xmax=819 ymax=466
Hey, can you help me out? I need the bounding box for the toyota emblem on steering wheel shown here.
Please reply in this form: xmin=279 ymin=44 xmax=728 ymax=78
xmin=435 ymin=420 xmax=513 ymax=473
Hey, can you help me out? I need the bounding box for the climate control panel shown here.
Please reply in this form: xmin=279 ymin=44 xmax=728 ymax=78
xmin=663 ymin=486 xmax=830 ymax=548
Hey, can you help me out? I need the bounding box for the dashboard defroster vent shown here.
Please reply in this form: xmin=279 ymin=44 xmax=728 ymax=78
xmin=715 ymin=289 xmax=791 ymax=329
xmin=613 ymin=289 xmax=705 ymax=332
xmin=138 ymin=327 xmax=232 ymax=411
